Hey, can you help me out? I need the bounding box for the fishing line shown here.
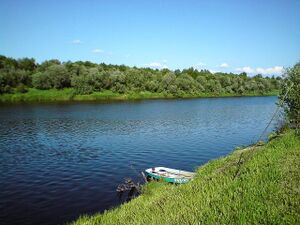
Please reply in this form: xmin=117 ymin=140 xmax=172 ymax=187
xmin=257 ymin=82 xmax=293 ymax=142
xmin=234 ymin=82 xmax=294 ymax=179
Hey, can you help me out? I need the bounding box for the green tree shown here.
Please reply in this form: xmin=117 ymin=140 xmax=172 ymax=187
xmin=17 ymin=58 xmax=36 ymax=71
xmin=38 ymin=59 xmax=61 ymax=71
xmin=71 ymin=74 xmax=94 ymax=94
xmin=280 ymin=62 xmax=300 ymax=133
xmin=46 ymin=65 xmax=70 ymax=89
xmin=146 ymin=80 xmax=160 ymax=92
xmin=175 ymin=74 xmax=195 ymax=92
xmin=0 ymin=71 xmax=12 ymax=93
xmin=160 ymin=72 xmax=176 ymax=91
xmin=0 ymin=55 xmax=282 ymax=97
xmin=32 ymin=72 xmax=52 ymax=89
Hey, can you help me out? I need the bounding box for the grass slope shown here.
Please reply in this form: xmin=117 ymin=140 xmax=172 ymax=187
xmin=73 ymin=131 xmax=300 ymax=225
xmin=0 ymin=88 xmax=279 ymax=103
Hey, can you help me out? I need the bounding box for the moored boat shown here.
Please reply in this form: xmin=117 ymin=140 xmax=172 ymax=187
xmin=145 ymin=167 xmax=195 ymax=184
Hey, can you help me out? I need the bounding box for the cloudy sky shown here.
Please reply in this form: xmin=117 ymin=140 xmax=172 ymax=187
xmin=0 ymin=0 xmax=299 ymax=76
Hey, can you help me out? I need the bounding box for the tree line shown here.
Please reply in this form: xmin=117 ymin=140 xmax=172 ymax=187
xmin=0 ymin=55 xmax=282 ymax=96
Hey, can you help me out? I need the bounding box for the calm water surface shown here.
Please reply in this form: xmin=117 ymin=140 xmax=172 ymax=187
xmin=0 ymin=96 xmax=277 ymax=225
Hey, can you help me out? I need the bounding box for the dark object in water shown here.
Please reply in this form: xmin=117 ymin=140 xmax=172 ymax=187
xmin=116 ymin=178 xmax=141 ymax=201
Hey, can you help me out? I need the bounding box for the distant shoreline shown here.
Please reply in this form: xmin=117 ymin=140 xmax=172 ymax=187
xmin=0 ymin=88 xmax=279 ymax=104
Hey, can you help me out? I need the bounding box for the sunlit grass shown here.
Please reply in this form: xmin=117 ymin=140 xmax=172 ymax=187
xmin=0 ymin=88 xmax=279 ymax=103
xmin=0 ymin=88 xmax=75 ymax=103
xmin=72 ymin=131 xmax=300 ymax=225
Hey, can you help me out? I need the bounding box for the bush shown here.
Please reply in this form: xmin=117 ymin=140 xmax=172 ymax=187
xmin=175 ymin=74 xmax=195 ymax=92
xmin=0 ymin=55 xmax=283 ymax=97
xmin=46 ymin=65 xmax=70 ymax=89
xmin=15 ymin=84 xmax=28 ymax=93
xmin=0 ymin=85 xmax=12 ymax=94
xmin=280 ymin=62 xmax=300 ymax=133
xmin=71 ymin=75 xmax=94 ymax=94
xmin=145 ymin=80 xmax=160 ymax=92
xmin=112 ymin=82 xmax=126 ymax=94
xmin=32 ymin=72 xmax=52 ymax=89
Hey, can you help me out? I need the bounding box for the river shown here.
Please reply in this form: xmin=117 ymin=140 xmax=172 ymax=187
xmin=0 ymin=96 xmax=278 ymax=225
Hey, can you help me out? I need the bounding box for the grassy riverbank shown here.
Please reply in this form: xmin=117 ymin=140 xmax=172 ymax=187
xmin=0 ymin=88 xmax=279 ymax=103
xmin=73 ymin=130 xmax=300 ymax=224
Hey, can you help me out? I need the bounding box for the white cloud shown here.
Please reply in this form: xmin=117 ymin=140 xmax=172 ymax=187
xmin=72 ymin=39 xmax=82 ymax=44
xmin=235 ymin=66 xmax=283 ymax=75
xmin=235 ymin=66 xmax=255 ymax=74
xmin=220 ymin=63 xmax=229 ymax=68
xmin=92 ymin=48 xmax=104 ymax=53
xmin=209 ymin=69 xmax=221 ymax=74
xmin=144 ymin=62 xmax=168 ymax=69
xmin=256 ymin=66 xmax=284 ymax=75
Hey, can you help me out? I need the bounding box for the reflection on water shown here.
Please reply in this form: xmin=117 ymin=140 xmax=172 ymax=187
xmin=0 ymin=96 xmax=277 ymax=225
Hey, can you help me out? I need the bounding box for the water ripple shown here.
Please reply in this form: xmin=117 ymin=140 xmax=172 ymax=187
xmin=0 ymin=96 xmax=278 ymax=225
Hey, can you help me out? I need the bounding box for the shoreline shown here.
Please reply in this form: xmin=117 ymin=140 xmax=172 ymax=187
xmin=72 ymin=130 xmax=300 ymax=224
xmin=0 ymin=88 xmax=279 ymax=104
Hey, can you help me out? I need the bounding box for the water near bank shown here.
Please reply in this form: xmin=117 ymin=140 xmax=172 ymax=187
xmin=74 ymin=131 xmax=300 ymax=225
xmin=0 ymin=96 xmax=278 ymax=225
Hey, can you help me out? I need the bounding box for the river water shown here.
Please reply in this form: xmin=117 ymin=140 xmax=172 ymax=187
xmin=0 ymin=96 xmax=278 ymax=225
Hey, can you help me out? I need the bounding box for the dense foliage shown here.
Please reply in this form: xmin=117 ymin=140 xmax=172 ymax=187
xmin=280 ymin=62 xmax=300 ymax=132
xmin=0 ymin=55 xmax=282 ymax=96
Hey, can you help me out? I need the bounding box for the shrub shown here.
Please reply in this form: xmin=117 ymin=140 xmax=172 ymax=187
xmin=46 ymin=65 xmax=70 ymax=89
xmin=15 ymin=84 xmax=28 ymax=93
xmin=32 ymin=72 xmax=52 ymax=89
xmin=280 ymin=62 xmax=300 ymax=134
xmin=71 ymin=75 xmax=94 ymax=94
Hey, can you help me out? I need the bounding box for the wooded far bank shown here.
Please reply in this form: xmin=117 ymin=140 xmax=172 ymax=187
xmin=0 ymin=55 xmax=282 ymax=101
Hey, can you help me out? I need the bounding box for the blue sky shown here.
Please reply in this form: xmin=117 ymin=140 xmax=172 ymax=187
xmin=0 ymin=0 xmax=299 ymax=75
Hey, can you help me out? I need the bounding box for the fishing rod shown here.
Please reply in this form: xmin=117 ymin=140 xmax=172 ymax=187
xmin=234 ymin=82 xmax=294 ymax=179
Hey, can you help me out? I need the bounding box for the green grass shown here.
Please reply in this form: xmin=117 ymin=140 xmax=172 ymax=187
xmin=0 ymin=88 xmax=75 ymax=103
xmin=72 ymin=131 xmax=300 ymax=225
xmin=0 ymin=88 xmax=279 ymax=103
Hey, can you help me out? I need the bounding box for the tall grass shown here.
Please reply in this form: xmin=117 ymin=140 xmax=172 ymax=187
xmin=0 ymin=88 xmax=279 ymax=103
xmin=0 ymin=88 xmax=75 ymax=103
xmin=73 ymin=131 xmax=300 ymax=225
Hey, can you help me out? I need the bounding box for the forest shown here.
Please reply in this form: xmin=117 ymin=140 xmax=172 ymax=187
xmin=0 ymin=55 xmax=282 ymax=97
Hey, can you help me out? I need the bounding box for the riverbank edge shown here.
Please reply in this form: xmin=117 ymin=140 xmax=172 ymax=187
xmin=0 ymin=88 xmax=279 ymax=104
xmin=72 ymin=130 xmax=300 ymax=224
